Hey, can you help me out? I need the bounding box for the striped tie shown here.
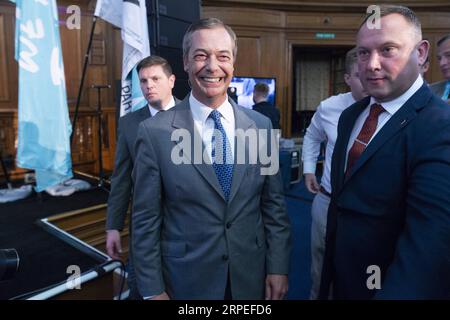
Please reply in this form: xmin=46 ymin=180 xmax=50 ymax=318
xmin=346 ymin=103 xmax=385 ymax=174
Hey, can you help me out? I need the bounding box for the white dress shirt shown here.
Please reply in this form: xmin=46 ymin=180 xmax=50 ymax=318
xmin=148 ymin=96 xmax=176 ymax=116
xmin=189 ymin=94 xmax=235 ymax=162
xmin=302 ymin=92 xmax=356 ymax=194
xmin=345 ymin=75 xmax=424 ymax=166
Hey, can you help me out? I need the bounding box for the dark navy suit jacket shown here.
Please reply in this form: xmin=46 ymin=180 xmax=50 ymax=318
xmin=319 ymin=84 xmax=450 ymax=299
xmin=252 ymin=101 xmax=281 ymax=129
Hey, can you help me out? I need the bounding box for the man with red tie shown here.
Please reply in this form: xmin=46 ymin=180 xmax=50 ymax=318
xmin=319 ymin=5 xmax=450 ymax=299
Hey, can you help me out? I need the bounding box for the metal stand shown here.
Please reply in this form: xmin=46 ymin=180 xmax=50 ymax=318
xmin=0 ymin=152 xmax=12 ymax=189
xmin=71 ymin=17 xmax=97 ymax=146
xmin=91 ymin=84 xmax=111 ymax=192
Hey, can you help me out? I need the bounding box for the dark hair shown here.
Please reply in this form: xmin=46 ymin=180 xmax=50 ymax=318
xmin=437 ymin=34 xmax=450 ymax=47
xmin=136 ymin=55 xmax=173 ymax=77
xmin=182 ymin=18 xmax=237 ymax=59
xmin=345 ymin=47 xmax=358 ymax=74
xmin=253 ymin=82 xmax=269 ymax=98
xmin=359 ymin=5 xmax=422 ymax=39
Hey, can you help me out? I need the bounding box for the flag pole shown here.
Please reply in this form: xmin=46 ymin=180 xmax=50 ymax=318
xmin=70 ymin=16 xmax=97 ymax=145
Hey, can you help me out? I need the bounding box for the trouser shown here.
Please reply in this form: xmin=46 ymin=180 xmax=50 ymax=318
xmin=127 ymin=245 xmax=142 ymax=300
xmin=309 ymin=189 xmax=330 ymax=300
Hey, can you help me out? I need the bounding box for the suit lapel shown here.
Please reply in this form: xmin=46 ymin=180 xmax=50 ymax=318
xmin=228 ymin=99 xmax=256 ymax=203
xmin=171 ymin=96 xmax=225 ymax=200
xmin=333 ymin=97 xmax=369 ymax=193
xmin=137 ymin=105 xmax=151 ymax=121
xmin=343 ymin=84 xmax=432 ymax=185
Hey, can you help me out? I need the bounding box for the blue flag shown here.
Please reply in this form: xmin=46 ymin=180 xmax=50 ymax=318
xmin=14 ymin=0 xmax=73 ymax=192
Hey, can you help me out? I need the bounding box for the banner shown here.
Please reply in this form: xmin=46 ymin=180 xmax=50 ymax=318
xmin=14 ymin=0 xmax=73 ymax=192
xmin=95 ymin=0 xmax=151 ymax=116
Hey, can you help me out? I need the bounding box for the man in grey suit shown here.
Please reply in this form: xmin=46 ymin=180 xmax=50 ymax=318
xmin=132 ymin=18 xmax=291 ymax=300
xmin=106 ymin=55 xmax=177 ymax=299
xmin=430 ymin=34 xmax=450 ymax=104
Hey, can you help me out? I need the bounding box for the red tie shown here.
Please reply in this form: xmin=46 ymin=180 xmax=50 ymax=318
xmin=346 ymin=103 xmax=385 ymax=174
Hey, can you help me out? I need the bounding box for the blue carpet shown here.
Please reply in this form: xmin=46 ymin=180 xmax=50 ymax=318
xmin=284 ymin=180 xmax=314 ymax=300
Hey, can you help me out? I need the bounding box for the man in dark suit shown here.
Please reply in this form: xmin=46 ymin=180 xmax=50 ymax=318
xmin=430 ymin=34 xmax=450 ymax=104
xmin=252 ymin=82 xmax=281 ymax=130
xmin=319 ymin=5 xmax=450 ymax=299
xmin=132 ymin=18 xmax=291 ymax=300
xmin=105 ymin=55 xmax=178 ymax=299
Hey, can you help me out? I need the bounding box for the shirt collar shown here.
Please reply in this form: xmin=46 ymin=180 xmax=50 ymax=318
xmin=370 ymin=75 xmax=423 ymax=115
xmin=189 ymin=93 xmax=234 ymax=125
xmin=148 ymin=96 xmax=176 ymax=117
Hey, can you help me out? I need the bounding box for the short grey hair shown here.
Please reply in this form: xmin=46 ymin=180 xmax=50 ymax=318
xmin=182 ymin=18 xmax=238 ymax=60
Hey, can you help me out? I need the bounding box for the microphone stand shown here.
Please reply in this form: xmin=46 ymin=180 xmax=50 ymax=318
xmin=91 ymin=84 xmax=111 ymax=192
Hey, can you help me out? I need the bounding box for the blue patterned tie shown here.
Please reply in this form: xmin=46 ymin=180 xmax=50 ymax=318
xmin=209 ymin=110 xmax=233 ymax=201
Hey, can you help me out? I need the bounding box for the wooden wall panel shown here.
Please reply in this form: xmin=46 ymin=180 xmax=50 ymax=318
xmin=0 ymin=13 xmax=9 ymax=102
xmin=203 ymin=0 xmax=450 ymax=12
xmin=286 ymin=12 xmax=364 ymax=29
xmin=0 ymin=3 xmax=17 ymax=111
xmin=234 ymin=36 xmax=261 ymax=75
xmin=0 ymin=112 xmax=15 ymax=161
xmin=203 ymin=7 xmax=285 ymax=28
xmin=59 ymin=14 xmax=83 ymax=106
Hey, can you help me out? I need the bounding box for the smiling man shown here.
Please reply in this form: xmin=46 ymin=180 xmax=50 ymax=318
xmin=320 ymin=5 xmax=450 ymax=299
xmin=131 ymin=18 xmax=291 ymax=300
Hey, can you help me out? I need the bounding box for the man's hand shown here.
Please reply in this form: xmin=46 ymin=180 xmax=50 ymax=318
xmin=106 ymin=230 xmax=122 ymax=260
xmin=150 ymin=292 xmax=170 ymax=300
xmin=304 ymin=173 xmax=320 ymax=194
xmin=265 ymin=274 xmax=288 ymax=300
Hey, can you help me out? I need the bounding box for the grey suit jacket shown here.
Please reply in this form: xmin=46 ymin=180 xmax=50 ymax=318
xmin=106 ymin=106 xmax=151 ymax=230
xmin=132 ymin=95 xmax=292 ymax=299
xmin=430 ymin=80 xmax=447 ymax=99
xmin=107 ymin=98 xmax=180 ymax=230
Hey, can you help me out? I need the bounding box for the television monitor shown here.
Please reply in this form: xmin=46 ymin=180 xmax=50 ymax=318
xmin=228 ymin=76 xmax=276 ymax=109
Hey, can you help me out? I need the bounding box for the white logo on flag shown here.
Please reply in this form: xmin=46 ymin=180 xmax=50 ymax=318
xmin=18 ymin=19 xmax=45 ymax=73
xmin=51 ymin=47 xmax=65 ymax=86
